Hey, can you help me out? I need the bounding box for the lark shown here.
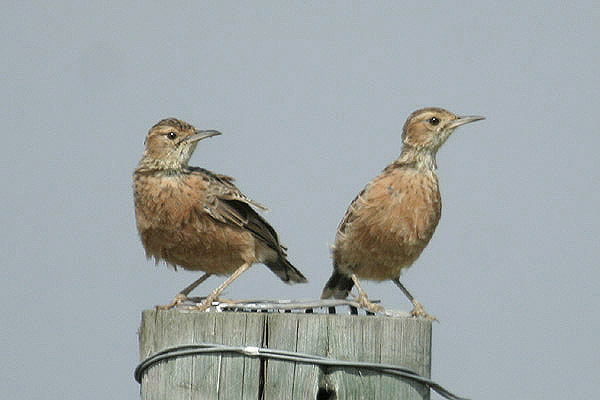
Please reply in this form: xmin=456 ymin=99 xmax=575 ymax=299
xmin=321 ymin=108 xmax=484 ymax=319
xmin=134 ymin=118 xmax=307 ymax=311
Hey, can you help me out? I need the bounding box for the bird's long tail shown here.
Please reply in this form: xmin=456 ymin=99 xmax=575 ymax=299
xmin=320 ymin=268 xmax=354 ymax=299
xmin=264 ymin=256 xmax=308 ymax=284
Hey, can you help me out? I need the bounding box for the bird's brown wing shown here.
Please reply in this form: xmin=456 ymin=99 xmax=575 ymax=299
xmin=337 ymin=163 xmax=415 ymax=237
xmin=336 ymin=182 xmax=371 ymax=237
xmin=323 ymin=180 xmax=374 ymax=298
xmin=187 ymin=167 xmax=284 ymax=254
xmin=188 ymin=167 xmax=268 ymax=210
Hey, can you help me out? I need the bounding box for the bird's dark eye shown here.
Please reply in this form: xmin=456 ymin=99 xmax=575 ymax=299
xmin=428 ymin=117 xmax=440 ymax=126
xmin=167 ymin=132 xmax=177 ymax=140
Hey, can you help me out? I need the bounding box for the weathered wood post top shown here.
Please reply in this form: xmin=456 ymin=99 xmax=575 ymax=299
xmin=137 ymin=300 xmax=435 ymax=400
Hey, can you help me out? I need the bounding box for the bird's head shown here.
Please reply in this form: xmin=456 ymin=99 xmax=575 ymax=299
xmin=402 ymin=108 xmax=484 ymax=153
xmin=141 ymin=118 xmax=221 ymax=170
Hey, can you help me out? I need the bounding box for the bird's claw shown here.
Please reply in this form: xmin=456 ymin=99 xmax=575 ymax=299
xmin=410 ymin=300 xmax=437 ymax=321
xmin=156 ymin=293 xmax=189 ymax=310
xmin=183 ymin=296 xmax=220 ymax=312
xmin=354 ymin=292 xmax=384 ymax=313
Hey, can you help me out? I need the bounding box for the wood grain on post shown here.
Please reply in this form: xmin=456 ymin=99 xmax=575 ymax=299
xmin=138 ymin=310 xmax=431 ymax=400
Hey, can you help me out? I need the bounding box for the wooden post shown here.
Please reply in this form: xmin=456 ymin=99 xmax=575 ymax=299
xmin=138 ymin=310 xmax=431 ymax=400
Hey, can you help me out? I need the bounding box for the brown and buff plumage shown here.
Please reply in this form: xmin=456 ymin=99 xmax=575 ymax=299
xmin=321 ymin=108 xmax=484 ymax=319
xmin=134 ymin=118 xmax=307 ymax=310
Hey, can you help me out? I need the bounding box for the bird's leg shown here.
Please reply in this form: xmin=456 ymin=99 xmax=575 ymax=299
xmin=392 ymin=278 xmax=437 ymax=321
xmin=156 ymin=273 xmax=212 ymax=310
xmin=351 ymin=274 xmax=384 ymax=313
xmin=187 ymin=262 xmax=252 ymax=311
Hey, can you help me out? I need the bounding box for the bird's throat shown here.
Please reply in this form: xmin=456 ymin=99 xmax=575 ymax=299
xmin=397 ymin=146 xmax=437 ymax=171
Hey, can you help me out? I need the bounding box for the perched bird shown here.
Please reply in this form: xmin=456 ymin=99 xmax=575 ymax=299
xmin=321 ymin=107 xmax=484 ymax=319
xmin=133 ymin=118 xmax=307 ymax=311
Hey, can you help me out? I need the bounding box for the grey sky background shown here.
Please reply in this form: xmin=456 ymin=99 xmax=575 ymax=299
xmin=2 ymin=2 xmax=598 ymax=399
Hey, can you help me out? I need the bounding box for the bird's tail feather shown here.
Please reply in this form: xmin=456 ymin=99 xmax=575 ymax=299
xmin=264 ymin=256 xmax=308 ymax=284
xmin=321 ymin=269 xmax=354 ymax=299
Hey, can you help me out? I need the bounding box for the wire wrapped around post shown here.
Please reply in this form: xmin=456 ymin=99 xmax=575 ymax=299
xmin=136 ymin=300 xmax=467 ymax=400
xmin=135 ymin=343 xmax=467 ymax=400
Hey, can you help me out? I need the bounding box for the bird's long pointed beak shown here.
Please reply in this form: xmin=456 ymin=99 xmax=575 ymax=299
xmin=184 ymin=130 xmax=222 ymax=143
xmin=449 ymin=115 xmax=485 ymax=129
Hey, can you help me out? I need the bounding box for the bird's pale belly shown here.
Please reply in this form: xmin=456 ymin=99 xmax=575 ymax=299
xmin=335 ymin=231 xmax=427 ymax=280
xmin=334 ymin=203 xmax=439 ymax=281
xmin=140 ymin=213 xmax=257 ymax=275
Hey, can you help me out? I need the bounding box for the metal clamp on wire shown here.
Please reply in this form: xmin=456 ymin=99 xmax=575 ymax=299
xmin=242 ymin=346 xmax=260 ymax=356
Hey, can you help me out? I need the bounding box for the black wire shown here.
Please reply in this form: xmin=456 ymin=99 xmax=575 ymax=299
xmin=135 ymin=343 xmax=469 ymax=400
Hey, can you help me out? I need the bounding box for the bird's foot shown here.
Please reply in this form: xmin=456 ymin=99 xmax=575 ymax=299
xmin=184 ymin=294 xmax=220 ymax=312
xmin=183 ymin=262 xmax=252 ymax=312
xmin=354 ymin=291 xmax=384 ymax=313
xmin=352 ymin=274 xmax=384 ymax=313
xmin=350 ymin=273 xmax=384 ymax=313
xmin=155 ymin=293 xmax=189 ymax=310
xmin=410 ymin=300 xmax=437 ymax=321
